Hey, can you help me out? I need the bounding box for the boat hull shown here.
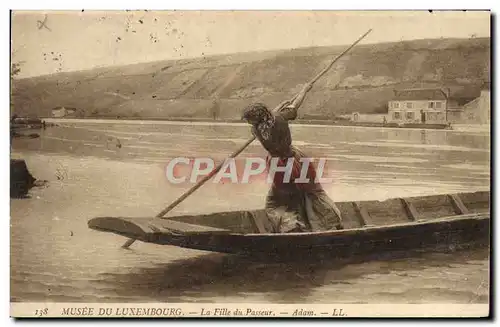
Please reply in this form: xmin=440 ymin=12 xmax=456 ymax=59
xmin=89 ymin=213 xmax=489 ymax=257
xmin=88 ymin=191 xmax=490 ymax=258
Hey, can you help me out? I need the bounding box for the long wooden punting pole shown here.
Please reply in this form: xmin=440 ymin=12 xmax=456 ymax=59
xmin=122 ymin=29 xmax=373 ymax=248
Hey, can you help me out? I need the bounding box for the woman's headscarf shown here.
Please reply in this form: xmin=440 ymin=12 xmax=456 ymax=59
xmin=242 ymin=103 xmax=275 ymax=141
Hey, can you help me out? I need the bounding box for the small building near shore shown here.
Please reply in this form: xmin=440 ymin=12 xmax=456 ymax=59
xmin=350 ymin=112 xmax=388 ymax=123
xmin=52 ymin=106 xmax=77 ymax=118
xmin=388 ymin=88 xmax=448 ymax=124
xmin=461 ymin=89 xmax=490 ymax=124
xmin=445 ymin=84 xmax=490 ymax=125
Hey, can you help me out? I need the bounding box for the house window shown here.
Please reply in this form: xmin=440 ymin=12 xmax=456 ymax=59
xmin=428 ymin=101 xmax=443 ymax=109
xmin=393 ymin=112 xmax=401 ymax=120
xmin=406 ymin=102 xmax=413 ymax=109
xmin=393 ymin=102 xmax=400 ymax=109
xmin=406 ymin=112 xmax=415 ymax=120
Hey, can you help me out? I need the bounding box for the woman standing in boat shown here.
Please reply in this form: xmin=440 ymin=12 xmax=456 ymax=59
xmin=242 ymin=84 xmax=343 ymax=233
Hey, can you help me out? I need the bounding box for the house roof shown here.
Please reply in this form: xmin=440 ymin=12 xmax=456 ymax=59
xmin=393 ymin=89 xmax=448 ymax=101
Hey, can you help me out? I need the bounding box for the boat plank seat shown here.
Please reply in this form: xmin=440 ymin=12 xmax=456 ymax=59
xmin=458 ymin=191 xmax=490 ymax=214
xmin=448 ymin=194 xmax=469 ymax=215
xmin=400 ymin=198 xmax=419 ymax=221
xmin=352 ymin=202 xmax=374 ymax=227
xmin=354 ymin=199 xmax=412 ymax=226
xmin=407 ymin=194 xmax=458 ymax=220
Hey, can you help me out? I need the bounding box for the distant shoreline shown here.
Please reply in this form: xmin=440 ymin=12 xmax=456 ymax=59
xmin=43 ymin=117 xmax=360 ymax=126
xmin=40 ymin=117 xmax=492 ymax=133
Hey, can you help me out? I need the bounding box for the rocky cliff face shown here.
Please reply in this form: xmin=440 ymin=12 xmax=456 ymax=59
xmin=11 ymin=37 xmax=490 ymax=120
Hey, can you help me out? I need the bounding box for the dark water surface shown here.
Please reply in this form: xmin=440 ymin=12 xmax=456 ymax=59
xmin=10 ymin=121 xmax=490 ymax=303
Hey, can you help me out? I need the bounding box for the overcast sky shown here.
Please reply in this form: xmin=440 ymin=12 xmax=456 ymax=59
xmin=11 ymin=10 xmax=490 ymax=78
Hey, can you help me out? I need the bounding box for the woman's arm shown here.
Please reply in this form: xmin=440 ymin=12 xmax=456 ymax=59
xmin=277 ymin=83 xmax=313 ymax=121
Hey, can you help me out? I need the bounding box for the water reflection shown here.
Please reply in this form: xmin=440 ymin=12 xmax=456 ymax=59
xmin=94 ymin=247 xmax=489 ymax=303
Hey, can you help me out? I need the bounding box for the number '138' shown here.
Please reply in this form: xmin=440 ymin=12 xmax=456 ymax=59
xmin=35 ymin=308 xmax=48 ymax=317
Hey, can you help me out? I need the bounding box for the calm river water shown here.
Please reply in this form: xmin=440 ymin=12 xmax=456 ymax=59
xmin=10 ymin=121 xmax=490 ymax=303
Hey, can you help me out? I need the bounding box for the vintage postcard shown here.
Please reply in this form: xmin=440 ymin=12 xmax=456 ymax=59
xmin=10 ymin=10 xmax=490 ymax=318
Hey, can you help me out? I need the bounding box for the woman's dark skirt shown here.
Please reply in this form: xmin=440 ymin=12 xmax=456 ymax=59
xmin=264 ymin=146 xmax=342 ymax=233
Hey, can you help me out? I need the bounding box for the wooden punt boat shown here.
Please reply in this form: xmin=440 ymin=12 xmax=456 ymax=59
xmin=88 ymin=191 xmax=490 ymax=258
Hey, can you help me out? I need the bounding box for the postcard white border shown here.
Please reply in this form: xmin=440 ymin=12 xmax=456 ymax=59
xmin=9 ymin=303 xmax=490 ymax=318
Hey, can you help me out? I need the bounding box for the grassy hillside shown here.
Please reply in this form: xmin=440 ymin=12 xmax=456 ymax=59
xmin=11 ymin=37 xmax=490 ymax=120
